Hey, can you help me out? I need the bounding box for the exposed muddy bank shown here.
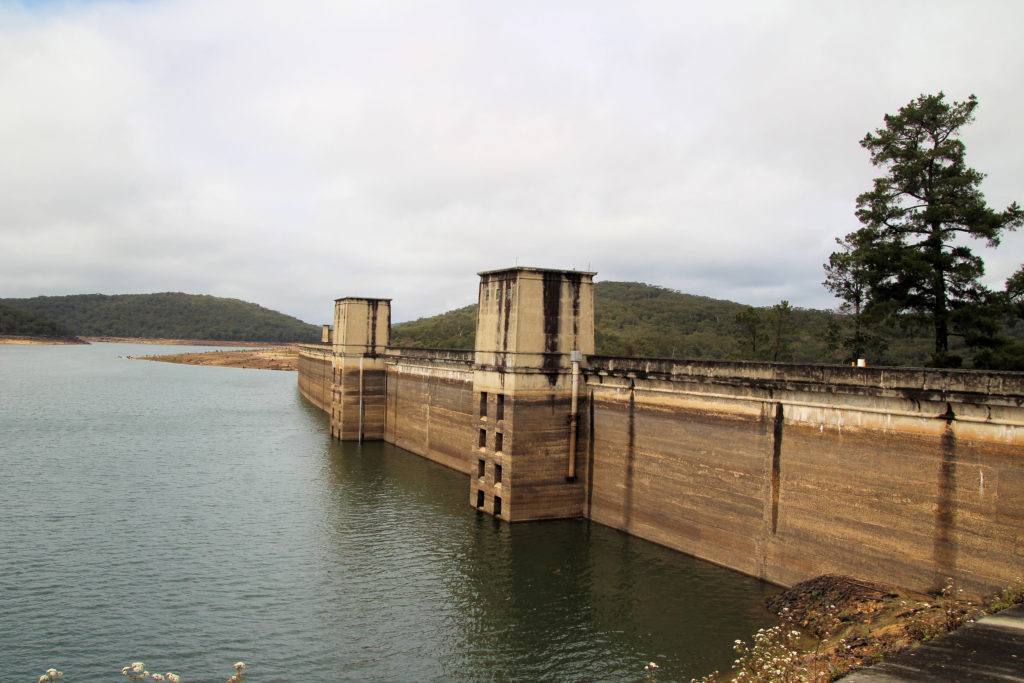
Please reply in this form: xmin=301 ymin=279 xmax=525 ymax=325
xmin=0 ymin=334 xmax=87 ymax=345
xmin=131 ymin=347 xmax=298 ymax=371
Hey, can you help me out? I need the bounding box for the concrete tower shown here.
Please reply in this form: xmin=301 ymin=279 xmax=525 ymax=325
xmin=329 ymin=297 xmax=391 ymax=441
xmin=469 ymin=267 xmax=595 ymax=521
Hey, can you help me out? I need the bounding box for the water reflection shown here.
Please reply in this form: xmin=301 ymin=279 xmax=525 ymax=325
xmin=0 ymin=345 xmax=778 ymax=682
xmin=315 ymin=421 xmax=779 ymax=682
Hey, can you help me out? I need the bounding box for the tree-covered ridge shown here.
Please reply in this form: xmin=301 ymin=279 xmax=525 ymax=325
xmin=390 ymin=280 xmax=1022 ymax=366
xmin=594 ymin=281 xmax=753 ymax=359
xmin=0 ymin=303 xmax=80 ymax=339
xmin=391 ymin=304 xmax=476 ymax=349
xmin=0 ymin=293 xmax=321 ymax=343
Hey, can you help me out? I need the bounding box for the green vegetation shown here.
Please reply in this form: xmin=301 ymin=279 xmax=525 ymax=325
xmin=826 ymin=92 xmax=1023 ymax=368
xmin=0 ymin=293 xmax=321 ymax=343
xmin=0 ymin=302 xmax=79 ymax=338
xmin=391 ymin=303 xmax=477 ymax=349
xmin=391 ymin=280 xmax=1011 ymax=366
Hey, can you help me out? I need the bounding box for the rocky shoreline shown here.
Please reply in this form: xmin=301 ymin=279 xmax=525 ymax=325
xmin=722 ymin=574 xmax=1021 ymax=681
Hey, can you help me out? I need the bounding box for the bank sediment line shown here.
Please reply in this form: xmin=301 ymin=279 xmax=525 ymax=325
xmin=0 ymin=334 xmax=87 ymax=345
xmin=131 ymin=348 xmax=299 ymax=371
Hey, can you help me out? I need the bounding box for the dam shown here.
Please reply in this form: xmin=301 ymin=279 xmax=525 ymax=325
xmin=298 ymin=266 xmax=1024 ymax=597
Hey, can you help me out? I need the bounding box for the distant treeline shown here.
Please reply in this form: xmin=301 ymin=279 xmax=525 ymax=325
xmin=392 ymin=281 xmax=1024 ymax=368
xmin=0 ymin=293 xmax=321 ymax=343
xmin=6 ymin=284 xmax=1021 ymax=366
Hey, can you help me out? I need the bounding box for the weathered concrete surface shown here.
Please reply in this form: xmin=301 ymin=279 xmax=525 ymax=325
xmin=298 ymin=267 xmax=1024 ymax=599
xmin=471 ymin=268 xmax=595 ymax=521
xmin=297 ymin=344 xmax=332 ymax=413
xmin=842 ymin=603 xmax=1024 ymax=681
xmin=332 ymin=297 xmax=390 ymax=356
xmin=581 ymin=357 xmax=1024 ymax=597
xmin=474 ymin=267 xmax=594 ymax=373
xmin=385 ymin=348 xmax=475 ymax=474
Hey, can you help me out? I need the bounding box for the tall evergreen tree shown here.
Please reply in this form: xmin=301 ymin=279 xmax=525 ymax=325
xmin=768 ymin=300 xmax=794 ymax=362
xmin=733 ymin=306 xmax=765 ymax=358
xmin=823 ymin=232 xmax=888 ymax=362
xmin=836 ymin=92 xmax=1022 ymax=366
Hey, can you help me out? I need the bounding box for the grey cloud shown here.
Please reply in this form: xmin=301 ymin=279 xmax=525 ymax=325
xmin=2 ymin=0 xmax=1023 ymax=326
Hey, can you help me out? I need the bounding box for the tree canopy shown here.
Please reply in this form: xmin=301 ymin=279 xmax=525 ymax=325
xmin=0 ymin=293 xmax=322 ymax=342
xmin=828 ymin=92 xmax=1022 ymax=366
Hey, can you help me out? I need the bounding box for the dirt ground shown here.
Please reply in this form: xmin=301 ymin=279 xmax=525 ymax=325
xmin=131 ymin=347 xmax=299 ymax=371
xmin=0 ymin=334 xmax=87 ymax=345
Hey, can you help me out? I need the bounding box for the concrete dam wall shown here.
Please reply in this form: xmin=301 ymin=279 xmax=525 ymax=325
xmin=297 ymin=267 xmax=1024 ymax=597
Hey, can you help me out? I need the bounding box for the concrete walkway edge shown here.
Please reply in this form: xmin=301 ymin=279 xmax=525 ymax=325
xmin=841 ymin=603 xmax=1024 ymax=681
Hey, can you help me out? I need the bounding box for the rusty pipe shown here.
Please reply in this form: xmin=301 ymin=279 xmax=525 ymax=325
xmin=568 ymin=351 xmax=580 ymax=479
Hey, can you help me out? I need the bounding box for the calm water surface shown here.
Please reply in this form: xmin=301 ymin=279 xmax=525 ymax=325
xmin=0 ymin=343 xmax=779 ymax=682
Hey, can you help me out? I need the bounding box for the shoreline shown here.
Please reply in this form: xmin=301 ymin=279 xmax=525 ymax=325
xmin=130 ymin=347 xmax=299 ymax=371
xmin=703 ymin=574 xmax=1023 ymax=681
xmin=1 ymin=335 xmax=299 ymax=370
xmin=1 ymin=334 xmax=299 ymax=347
xmin=82 ymin=336 xmax=294 ymax=347
xmin=0 ymin=334 xmax=87 ymax=345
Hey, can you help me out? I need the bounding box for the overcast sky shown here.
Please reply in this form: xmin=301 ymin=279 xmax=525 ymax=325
xmin=1 ymin=0 xmax=1022 ymax=325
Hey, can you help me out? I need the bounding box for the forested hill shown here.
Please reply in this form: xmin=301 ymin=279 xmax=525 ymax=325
xmin=0 ymin=293 xmax=321 ymax=343
xmin=391 ymin=281 xmax=836 ymax=361
xmin=0 ymin=303 xmax=80 ymax=339
xmin=391 ymin=280 xmax=985 ymax=366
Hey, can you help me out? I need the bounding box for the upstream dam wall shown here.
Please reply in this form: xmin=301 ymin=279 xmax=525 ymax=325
xmin=298 ymin=267 xmax=1024 ymax=597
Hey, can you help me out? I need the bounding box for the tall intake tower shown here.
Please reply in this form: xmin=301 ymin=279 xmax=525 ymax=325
xmin=470 ymin=267 xmax=595 ymax=521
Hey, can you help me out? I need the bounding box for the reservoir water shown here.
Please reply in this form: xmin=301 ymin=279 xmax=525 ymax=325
xmin=0 ymin=343 xmax=779 ymax=682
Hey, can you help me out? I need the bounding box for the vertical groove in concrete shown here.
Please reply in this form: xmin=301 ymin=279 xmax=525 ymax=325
xmin=298 ymin=267 xmax=1024 ymax=596
xmin=934 ymin=426 xmax=959 ymax=587
xmin=771 ymin=402 xmax=784 ymax=535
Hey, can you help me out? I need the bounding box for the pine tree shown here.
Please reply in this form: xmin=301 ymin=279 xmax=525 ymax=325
xmin=836 ymin=92 xmax=1022 ymax=366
